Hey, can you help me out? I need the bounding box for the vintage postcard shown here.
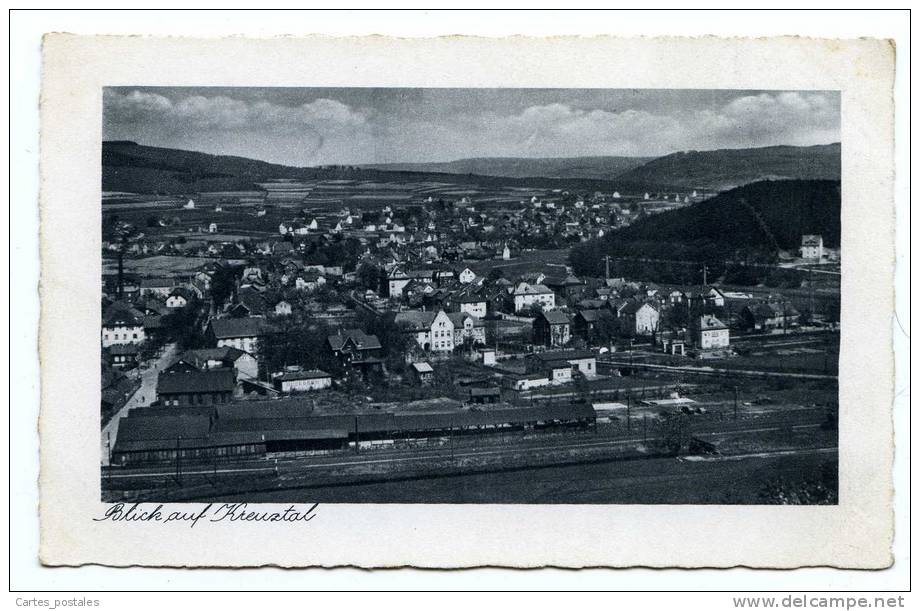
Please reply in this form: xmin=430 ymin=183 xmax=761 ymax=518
xmin=38 ymin=34 xmax=895 ymax=568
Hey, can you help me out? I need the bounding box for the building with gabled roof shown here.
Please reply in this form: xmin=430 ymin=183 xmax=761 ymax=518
xmin=156 ymin=368 xmax=236 ymax=407
xmin=326 ymin=329 xmax=383 ymax=370
xmin=102 ymin=302 xmax=146 ymax=348
xmin=207 ymin=317 xmax=268 ymax=355
xmin=533 ymin=310 xmax=572 ymax=347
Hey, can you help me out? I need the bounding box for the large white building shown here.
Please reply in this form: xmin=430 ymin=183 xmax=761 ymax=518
xmin=101 ymin=305 xmax=146 ymax=348
xmin=395 ymin=309 xmax=455 ymax=352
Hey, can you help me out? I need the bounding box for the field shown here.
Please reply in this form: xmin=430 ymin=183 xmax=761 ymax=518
xmin=466 ymin=248 xmax=571 ymax=278
xmin=101 ymin=255 xmax=214 ymax=276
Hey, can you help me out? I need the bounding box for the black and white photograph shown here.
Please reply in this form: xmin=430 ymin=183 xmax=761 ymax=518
xmin=99 ymin=86 xmax=842 ymax=505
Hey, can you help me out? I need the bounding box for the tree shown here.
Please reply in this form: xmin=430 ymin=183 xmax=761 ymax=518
xmin=356 ymin=261 xmax=384 ymax=293
xmin=486 ymin=267 xmax=504 ymax=283
xmin=527 ymin=302 xmax=544 ymax=318
xmin=257 ymin=316 xmax=343 ymax=376
xmin=209 ymin=264 xmax=242 ymax=309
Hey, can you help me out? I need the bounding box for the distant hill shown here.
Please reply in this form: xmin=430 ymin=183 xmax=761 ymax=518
xmin=102 ymin=141 xmax=841 ymax=196
xmin=101 ymin=141 xmax=636 ymax=195
xmin=569 ymin=179 xmax=841 ymax=278
xmin=364 ymin=156 xmax=652 ymax=181
xmin=614 ymin=144 xmax=841 ymax=192
xmin=102 ymin=140 xmax=310 ymax=194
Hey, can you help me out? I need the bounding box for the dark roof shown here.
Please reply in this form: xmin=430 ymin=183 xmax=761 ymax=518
xmin=173 ymin=346 xmax=249 ymax=370
xmin=103 ymin=303 xmax=144 ymax=327
xmin=114 ymin=402 xmax=597 ymax=454
xmin=577 ymin=309 xmax=614 ymax=323
xmin=534 ymin=349 xmax=595 ymax=363
xmin=139 ymin=278 xmax=173 ymax=288
xmin=107 ymin=344 xmax=140 ymax=356
xmin=393 ymin=310 xmax=438 ymax=331
xmin=621 ymin=299 xmax=658 ymax=315
xmin=275 ymin=369 xmax=332 ymax=382
xmin=538 ymin=310 xmax=572 ymax=325
xmin=469 ymin=387 xmax=501 ymax=397
xmin=156 ymin=369 xmax=236 ymax=395
xmin=208 ymin=317 xmax=267 ymax=339
xmin=326 ymin=329 xmax=382 ymax=352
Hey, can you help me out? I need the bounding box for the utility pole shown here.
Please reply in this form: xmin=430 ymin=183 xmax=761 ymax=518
xmin=604 ymin=255 xmax=611 ymax=280
xmin=733 ymin=386 xmax=739 ymax=420
xmin=626 ymin=394 xmax=631 ymax=434
xmin=354 ymin=416 xmax=360 ymax=455
xmin=643 ymin=414 xmax=648 ymax=442
xmin=175 ymin=436 xmax=182 ymax=487
xmin=701 ymin=263 xmax=708 ymax=286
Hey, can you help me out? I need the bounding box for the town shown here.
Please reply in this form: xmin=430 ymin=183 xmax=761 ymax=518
xmin=100 ymin=169 xmax=840 ymax=504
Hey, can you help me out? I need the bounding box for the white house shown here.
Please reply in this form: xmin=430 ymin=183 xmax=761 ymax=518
xmin=458 ymin=294 xmax=488 ymax=319
xmin=207 ymin=317 xmax=265 ymax=355
xmin=696 ymin=315 xmax=730 ymax=350
xmin=621 ymin=300 xmax=660 ymax=336
xmin=458 ymin=267 xmax=477 ymax=284
xmin=101 ymin=306 xmax=146 ymax=348
xmin=387 ymin=267 xmax=411 ymax=298
xmin=513 ymin=282 xmax=556 ymax=313
xmin=800 ymin=235 xmax=824 ymax=260
xmin=395 ymin=309 xmax=455 ymax=352
xmin=165 ymin=288 xmax=193 ymax=309
xmin=447 ymin=312 xmax=486 ymax=347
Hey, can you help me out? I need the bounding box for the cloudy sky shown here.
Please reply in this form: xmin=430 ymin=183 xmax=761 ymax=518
xmin=103 ymin=87 xmax=840 ymax=166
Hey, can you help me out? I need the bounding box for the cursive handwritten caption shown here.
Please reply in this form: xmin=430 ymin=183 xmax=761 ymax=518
xmin=95 ymin=502 xmax=318 ymax=528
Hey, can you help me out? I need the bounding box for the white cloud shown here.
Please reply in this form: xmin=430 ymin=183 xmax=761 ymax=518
xmin=104 ymin=90 xmax=369 ymax=133
xmin=103 ymin=89 xmax=839 ymax=164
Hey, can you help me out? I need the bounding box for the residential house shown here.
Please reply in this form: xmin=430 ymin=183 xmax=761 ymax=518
xmin=572 ymin=308 xmax=616 ymax=341
xmin=447 ymin=312 xmax=486 ymax=347
xmin=165 ymin=287 xmax=195 ymax=309
xmin=165 ymin=346 xmax=258 ymax=381
xmin=457 ymin=293 xmax=488 ymax=319
xmin=457 ymin=267 xmax=477 ymax=284
xmin=273 ymin=299 xmax=293 ymax=316
xmin=620 ymin=300 xmax=660 ymax=336
xmin=532 ymin=349 xmax=597 ymax=378
xmin=105 ymin=343 xmax=140 ymax=370
xmin=326 ymin=329 xmax=384 ymax=371
xmin=139 ymin=277 xmax=174 ymax=298
xmin=395 ymin=309 xmax=455 ymax=352
xmin=533 ymin=310 xmax=572 ymax=347
xmin=512 ymin=282 xmax=556 ymax=313
xmin=694 ymin=315 xmax=730 ymax=350
xmin=102 ymin=303 xmax=146 ymax=348
xmin=207 ymin=317 xmax=267 ymax=355
xmin=409 ymin=362 xmax=435 ymax=386
xmin=800 ymin=234 xmax=824 ymax=260
xmin=738 ymin=302 xmax=800 ymax=332
xmin=544 ymin=275 xmax=587 ymax=303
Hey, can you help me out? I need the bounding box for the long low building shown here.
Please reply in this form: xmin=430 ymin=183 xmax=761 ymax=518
xmin=111 ymin=401 xmax=596 ymax=465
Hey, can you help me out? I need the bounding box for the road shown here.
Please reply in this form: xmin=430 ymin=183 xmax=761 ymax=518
xmin=100 ymin=342 xmax=178 ymax=466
